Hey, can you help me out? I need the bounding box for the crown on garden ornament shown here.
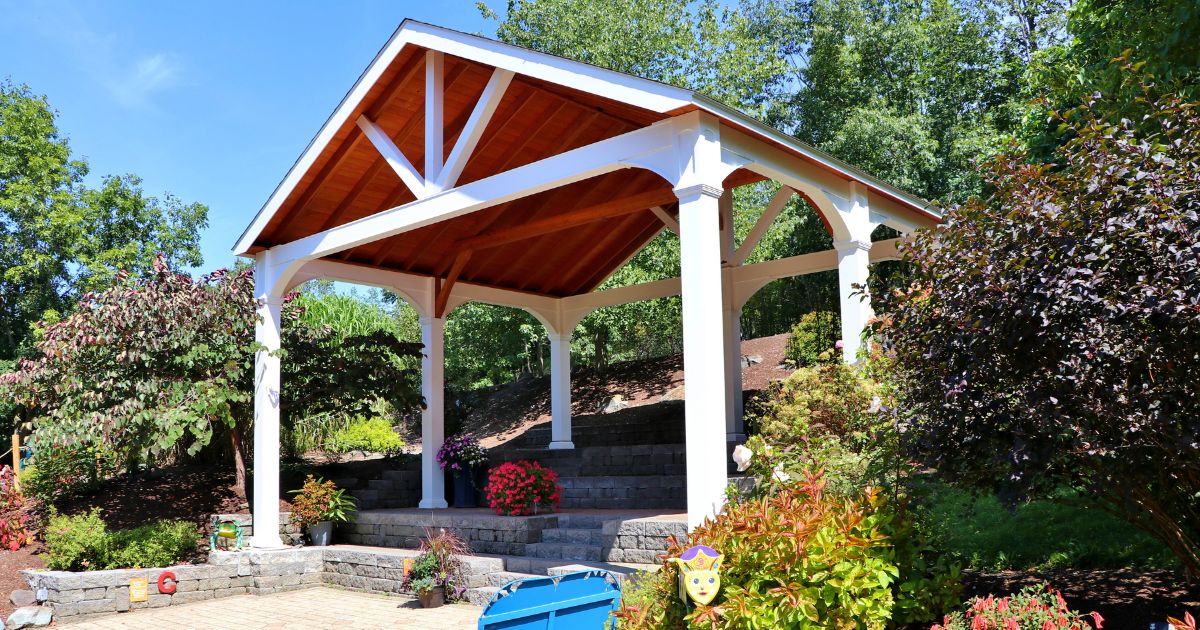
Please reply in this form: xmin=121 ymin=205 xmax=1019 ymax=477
xmin=677 ymin=545 xmax=722 ymax=571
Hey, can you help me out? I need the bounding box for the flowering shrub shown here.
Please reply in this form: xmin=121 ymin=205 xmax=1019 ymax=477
xmin=784 ymin=310 xmax=841 ymax=367
xmin=437 ymin=434 xmax=488 ymax=474
xmin=0 ymin=466 xmax=31 ymax=551
xmin=485 ymin=461 xmax=560 ymax=516
xmin=289 ymin=475 xmax=357 ymax=526
xmin=932 ymin=585 xmax=1102 ymax=630
xmin=616 ymin=470 xmax=960 ymax=628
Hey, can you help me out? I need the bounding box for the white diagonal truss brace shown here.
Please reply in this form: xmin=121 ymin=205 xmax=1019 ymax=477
xmin=436 ymin=68 xmax=514 ymax=190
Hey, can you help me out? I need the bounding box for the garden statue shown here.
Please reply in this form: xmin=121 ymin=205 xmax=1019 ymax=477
xmin=669 ymin=545 xmax=723 ymax=605
xmin=209 ymin=517 xmax=244 ymax=551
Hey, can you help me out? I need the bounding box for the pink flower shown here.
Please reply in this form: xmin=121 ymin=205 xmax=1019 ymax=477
xmin=835 ymin=340 xmax=845 ymax=349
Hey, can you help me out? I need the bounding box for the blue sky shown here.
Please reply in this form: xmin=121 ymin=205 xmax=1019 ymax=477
xmin=1 ymin=1 xmax=497 ymax=272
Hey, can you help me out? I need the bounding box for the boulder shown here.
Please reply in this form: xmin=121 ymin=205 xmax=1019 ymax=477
xmin=7 ymin=591 xmax=34 ymax=608
xmin=5 ymin=606 xmax=52 ymax=629
xmin=599 ymin=395 xmax=629 ymax=414
xmin=741 ymin=354 xmax=763 ymax=367
xmin=660 ymin=386 xmax=685 ymax=402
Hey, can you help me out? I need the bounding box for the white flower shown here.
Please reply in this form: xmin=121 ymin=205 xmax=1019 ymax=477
xmin=868 ymin=396 xmax=883 ymax=414
xmin=772 ymin=464 xmax=791 ymax=483
xmin=731 ymin=444 xmax=753 ymax=472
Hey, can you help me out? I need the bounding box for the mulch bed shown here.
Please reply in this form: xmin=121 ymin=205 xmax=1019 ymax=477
xmin=0 ymin=546 xmax=45 ymax=620
xmin=961 ymin=568 xmax=1200 ymax=627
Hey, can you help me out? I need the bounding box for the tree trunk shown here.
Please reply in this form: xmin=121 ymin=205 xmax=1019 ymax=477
xmin=229 ymin=426 xmax=247 ymax=499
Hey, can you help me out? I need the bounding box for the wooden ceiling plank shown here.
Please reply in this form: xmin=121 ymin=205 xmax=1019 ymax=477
xmin=556 ymin=213 xmax=648 ymax=294
xmin=572 ymin=217 xmax=666 ymax=294
xmin=457 ymin=187 xmax=677 ymax=252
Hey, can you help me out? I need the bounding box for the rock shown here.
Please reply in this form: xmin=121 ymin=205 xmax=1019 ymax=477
xmin=740 ymin=354 xmax=763 ymax=367
xmin=660 ymin=386 xmax=685 ymax=402
xmin=5 ymin=606 xmax=52 ymax=629
xmin=599 ymin=395 xmax=629 ymax=414
xmin=8 ymin=591 xmax=34 ymax=608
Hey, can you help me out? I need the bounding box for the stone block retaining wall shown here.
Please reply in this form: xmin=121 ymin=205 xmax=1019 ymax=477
xmin=21 ymin=548 xmax=324 ymax=619
xmin=339 ymin=511 xmax=559 ymax=556
xmin=211 ymin=512 xmax=304 ymax=546
xmin=600 ymin=517 xmax=687 ymax=564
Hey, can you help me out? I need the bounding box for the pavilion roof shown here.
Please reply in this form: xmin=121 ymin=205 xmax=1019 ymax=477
xmin=235 ymin=20 xmax=936 ymax=299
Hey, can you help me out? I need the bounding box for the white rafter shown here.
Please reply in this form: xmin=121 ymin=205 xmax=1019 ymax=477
xmin=435 ymin=68 xmax=514 ymax=191
xmin=730 ymin=185 xmax=793 ymax=266
xmin=356 ymin=116 xmax=427 ymax=200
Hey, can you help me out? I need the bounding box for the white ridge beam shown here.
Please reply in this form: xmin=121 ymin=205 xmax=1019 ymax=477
xmin=436 ymin=69 xmax=515 ymax=190
xmin=356 ymin=116 xmax=427 ymax=200
xmin=731 ymin=186 xmax=793 ymax=266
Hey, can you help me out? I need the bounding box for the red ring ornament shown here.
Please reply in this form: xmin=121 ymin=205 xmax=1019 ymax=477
xmin=157 ymin=571 xmax=177 ymax=595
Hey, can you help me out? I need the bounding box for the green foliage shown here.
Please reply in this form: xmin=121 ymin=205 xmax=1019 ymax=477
xmin=933 ymin=584 xmax=1102 ymax=630
xmin=21 ymin=446 xmax=120 ymax=504
xmin=616 ymin=473 xmax=959 ymax=628
xmin=0 ymin=80 xmax=207 ymax=361
xmin=920 ymin=483 xmax=1176 ymax=572
xmin=784 ymin=311 xmax=841 ymax=368
xmin=403 ymin=528 xmax=469 ymax=598
xmin=104 ymin=520 xmax=198 ymax=570
xmin=44 ymin=508 xmax=108 ymax=571
xmin=288 ymin=475 xmax=357 ymax=526
xmin=43 ymin=508 xmax=197 ymax=571
xmin=325 ymin=417 xmax=404 ymax=457
xmin=879 ymin=83 xmax=1200 ymax=574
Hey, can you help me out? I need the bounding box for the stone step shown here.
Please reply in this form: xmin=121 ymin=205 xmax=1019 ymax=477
xmin=540 ymin=527 xmax=602 ymax=545
xmin=555 ymin=514 xmax=608 ymax=529
xmin=466 ymin=585 xmax=500 ymax=606
xmin=525 ymin=542 xmax=602 ymax=562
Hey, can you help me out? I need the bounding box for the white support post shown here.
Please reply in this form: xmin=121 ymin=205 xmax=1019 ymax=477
xmin=547 ymin=331 xmax=575 ymax=450
xmin=250 ymin=282 xmax=285 ymax=548
xmin=834 ymin=239 xmax=873 ymax=363
xmin=677 ymin=183 xmax=731 ymax=529
xmin=723 ymin=299 xmax=745 ymax=443
xmin=419 ymin=315 xmax=448 ymax=509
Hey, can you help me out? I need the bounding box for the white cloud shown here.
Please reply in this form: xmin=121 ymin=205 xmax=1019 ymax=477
xmin=107 ymin=53 xmax=182 ymax=109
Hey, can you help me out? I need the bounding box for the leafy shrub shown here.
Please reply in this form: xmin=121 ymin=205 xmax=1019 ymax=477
xmin=879 ymin=80 xmax=1200 ymax=574
xmin=616 ymin=471 xmax=960 ymax=628
xmin=325 ymin=416 xmax=404 ymax=457
xmin=485 ymin=461 xmax=560 ymax=516
xmin=44 ymin=508 xmax=109 ymax=571
xmin=784 ymin=311 xmax=840 ymax=367
xmin=289 ymin=475 xmax=357 ymax=526
xmin=22 ymin=446 xmax=119 ymax=503
xmin=105 ymin=520 xmax=197 ymax=569
xmin=44 ymin=508 xmax=198 ymax=571
xmin=931 ymin=584 xmax=1102 ymax=629
xmin=0 ymin=466 xmax=31 ymax=551
xmin=745 ymin=362 xmax=899 ymax=497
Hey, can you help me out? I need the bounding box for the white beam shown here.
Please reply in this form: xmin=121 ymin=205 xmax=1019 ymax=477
xmin=649 ymin=206 xmax=679 ymax=234
xmin=425 ymin=50 xmax=444 ymax=187
xmin=731 ymin=186 xmax=793 ymax=266
xmin=270 ymin=121 xmax=674 ymax=266
xmin=436 ymin=69 xmax=514 ymax=191
xmin=356 ymin=116 xmax=428 ymax=201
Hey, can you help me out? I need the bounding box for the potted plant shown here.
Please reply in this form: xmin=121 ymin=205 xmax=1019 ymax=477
xmin=437 ymin=435 xmax=488 ymax=508
xmin=484 ymin=460 xmax=561 ymax=516
xmin=289 ymin=475 xmax=357 ymax=546
xmin=404 ymin=528 xmax=469 ymax=607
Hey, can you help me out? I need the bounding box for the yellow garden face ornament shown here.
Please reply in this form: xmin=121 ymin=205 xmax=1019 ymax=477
xmin=670 ymin=545 xmax=723 ymax=605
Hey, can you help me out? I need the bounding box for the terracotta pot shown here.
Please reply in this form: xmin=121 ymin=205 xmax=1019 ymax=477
xmin=417 ymin=587 xmax=445 ymax=608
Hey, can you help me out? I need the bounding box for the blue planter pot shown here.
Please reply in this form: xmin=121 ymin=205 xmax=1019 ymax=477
xmin=452 ymin=469 xmax=477 ymax=508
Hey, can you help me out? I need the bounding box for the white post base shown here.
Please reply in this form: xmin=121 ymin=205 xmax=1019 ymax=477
xmin=548 ymin=441 xmax=576 ymax=450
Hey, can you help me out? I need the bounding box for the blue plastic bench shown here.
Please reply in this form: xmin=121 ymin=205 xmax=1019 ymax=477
xmin=478 ymin=569 xmax=622 ymax=630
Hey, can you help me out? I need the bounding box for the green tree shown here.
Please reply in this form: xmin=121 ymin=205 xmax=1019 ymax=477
xmin=0 ymin=81 xmax=207 ymax=360
xmin=879 ymin=83 xmax=1200 ymax=574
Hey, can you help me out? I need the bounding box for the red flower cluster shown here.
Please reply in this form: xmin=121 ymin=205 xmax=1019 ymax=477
xmin=932 ymin=585 xmax=1102 ymax=630
xmin=484 ymin=461 xmax=561 ymax=516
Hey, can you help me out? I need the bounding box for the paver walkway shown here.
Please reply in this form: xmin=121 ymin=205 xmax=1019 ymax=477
xmin=58 ymin=587 xmax=481 ymax=630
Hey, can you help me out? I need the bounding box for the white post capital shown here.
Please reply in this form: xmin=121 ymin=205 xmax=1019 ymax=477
xmin=418 ymin=315 xmax=448 ymax=509
xmin=673 ymin=183 xmax=724 ymax=202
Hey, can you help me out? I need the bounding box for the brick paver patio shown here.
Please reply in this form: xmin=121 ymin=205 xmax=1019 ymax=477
xmin=58 ymin=587 xmax=481 ymax=630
